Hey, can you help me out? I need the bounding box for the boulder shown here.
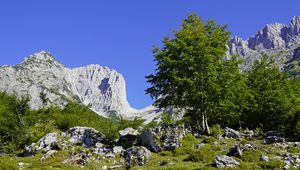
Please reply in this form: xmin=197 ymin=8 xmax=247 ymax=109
xmin=119 ymin=128 xmax=139 ymax=136
xmin=139 ymin=124 xmax=191 ymax=152
xmin=139 ymin=129 xmax=161 ymax=152
xmin=24 ymin=132 xmax=61 ymax=156
xmin=117 ymin=127 xmax=139 ymax=149
xmin=66 ymin=126 xmax=106 ymax=148
xmin=227 ymin=145 xmax=242 ymax=157
xmin=113 ymin=146 xmax=124 ymax=154
xmin=123 ymin=146 xmax=151 ymax=168
xmin=265 ymin=136 xmax=285 ymax=144
xmin=260 ymin=155 xmax=269 ymax=162
xmin=224 ymin=127 xmax=241 ymax=139
xmin=213 ymin=155 xmax=240 ymax=168
xmin=40 ymin=150 xmax=57 ymax=161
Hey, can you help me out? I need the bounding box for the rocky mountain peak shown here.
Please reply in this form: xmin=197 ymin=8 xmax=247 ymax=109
xmin=290 ymin=16 xmax=300 ymax=35
xmin=228 ymin=16 xmax=300 ymax=71
xmin=0 ymin=52 xmax=161 ymax=121
xmin=20 ymin=51 xmax=64 ymax=69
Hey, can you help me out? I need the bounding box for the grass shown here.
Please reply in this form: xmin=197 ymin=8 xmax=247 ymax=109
xmin=0 ymin=135 xmax=289 ymax=170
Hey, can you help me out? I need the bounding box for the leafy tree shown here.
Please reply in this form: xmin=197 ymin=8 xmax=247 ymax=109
xmin=146 ymin=14 xmax=235 ymax=134
xmin=209 ymin=56 xmax=249 ymax=128
xmin=242 ymin=55 xmax=295 ymax=132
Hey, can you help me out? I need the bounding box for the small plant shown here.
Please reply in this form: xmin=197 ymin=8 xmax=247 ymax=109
xmin=184 ymin=146 xmax=216 ymax=163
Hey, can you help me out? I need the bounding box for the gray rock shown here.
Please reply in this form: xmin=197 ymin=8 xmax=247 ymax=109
xmin=213 ymin=155 xmax=240 ymax=168
xmin=105 ymin=153 xmax=115 ymax=159
xmin=66 ymin=126 xmax=106 ymax=147
xmin=123 ymin=146 xmax=151 ymax=168
xmin=117 ymin=128 xmax=139 ymax=149
xmin=265 ymin=136 xmax=285 ymax=144
xmin=40 ymin=150 xmax=57 ymax=161
xmin=119 ymin=127 xmax=139 ymax=137
xmin=224 ymin=127 xmax=241 ymax=139
xmin=112 ymin=146 xmax=124 ymax=154
xmin=227 ymin=145 xmax=242 ymax=157
xmin=139 ymin=124 xmax=191 ymax=152
xmin=260 ymin=155 xmax=269 ymax=162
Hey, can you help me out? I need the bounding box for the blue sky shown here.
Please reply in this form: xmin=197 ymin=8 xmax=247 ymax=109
xmin=0 ymin=1 xmax=299 ymax=109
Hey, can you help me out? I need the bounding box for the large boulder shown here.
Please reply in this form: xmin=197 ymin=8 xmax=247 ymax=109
xmin=65 ymin=126 xmax=106 ymax=148
xmin=24 ymin=126 xmax=107 ymax=157
xmin=24 ymin=132 xmax=62 ymax=156
xmin=264 ymin=130 xmax=285 ymax=144
xmin=213 ymin=155 xmax=240 ymax=168
xmin=224 ymin=127 xmax=241 ymax=139
xmin=139 ymin=124 xmax=191 ymax=152
xmin=117 ymin=127 xmax=139 ymax=148
xmin=123 ymin=146 xmax=151 ymax=168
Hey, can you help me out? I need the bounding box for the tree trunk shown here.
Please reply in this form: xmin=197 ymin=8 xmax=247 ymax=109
xmin=204 ymin=112 xmax=210 ymax=134
xmin=201 ymin=110 xmax=210 ymax=135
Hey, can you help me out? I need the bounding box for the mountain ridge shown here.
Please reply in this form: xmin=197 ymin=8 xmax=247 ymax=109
xmin=0 ymin=51 xmax=160 ymax=121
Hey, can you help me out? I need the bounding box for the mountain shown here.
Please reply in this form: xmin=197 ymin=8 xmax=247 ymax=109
xmin=228 ymin=16 xmax=300 ymax=74
xmin=0 ymin=51 xmax=160 ymax=120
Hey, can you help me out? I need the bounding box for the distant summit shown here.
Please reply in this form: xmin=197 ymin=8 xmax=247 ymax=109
xmin=228 ymin=16 xmax=300 ymax=72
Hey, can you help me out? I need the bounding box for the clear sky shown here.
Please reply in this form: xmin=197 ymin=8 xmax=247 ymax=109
xmin=0 ymin=1 xmax=299 ymax=109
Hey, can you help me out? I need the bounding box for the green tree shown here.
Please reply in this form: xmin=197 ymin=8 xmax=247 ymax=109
xmin=242 ymin=55 xmax=295 ymax=131
xmin=146 ymin=14 xmax=236 ymax=134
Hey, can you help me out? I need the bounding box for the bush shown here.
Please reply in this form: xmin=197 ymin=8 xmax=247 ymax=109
xmin=181 ymin=134 xmax=199 ymax=148
xmin=258 ymin=160 xmax=284 ymax=169
xmin=210 ymin=124 xmax=224 ymax=137
xmin=184 ymin=146 xmax=216 ymax=163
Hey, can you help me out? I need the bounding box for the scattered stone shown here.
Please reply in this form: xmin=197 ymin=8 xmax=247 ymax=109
xmin=213 ymin=155 xmax=240 ymax=168
xmin=227 ymin=144 xmax=242 ymax=157
xmin=216 ymin=134 xmax=223 ymax=140
xmin=113 ymin=146 xmax=124 ymax=154
xmin=224 ymin=127 xmax=241 ymax=139
xmin=119 ymin=127 xmax=139 ymax=137
xmin=123 ymin=146 xmax=151 ymax=168
xmin=64 ymin=151 xmax=89 ymax=165
xmin=260 ymin=155 xmax=269 ymax=162
xmin=105 ymin=153 xmax=115 ymax=159
xmin=194 ymin=143 xmax=205 ymax=149
xmin=40 ymin=150 xmax=58 ymax=161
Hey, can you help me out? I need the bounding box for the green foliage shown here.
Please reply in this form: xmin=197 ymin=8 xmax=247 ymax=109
xmin=146 ymin=14 xmax=243 ymax=134
xmin=240 ymin=150 xmax=261 ymax=162
xmin=257 ymin=160 xmax=284 ymax=169
xmin=181 ymin=134 xmax=199 ymax=148
xmin=242 ymin=55 xmax=297 ymax=132
xmin=210 ymin=124 xmax=224 ymax=137
xmin=0 ymin=92 xmax=144 ymax=155
xmin=185 ymin=146 xmax=216 ymax=163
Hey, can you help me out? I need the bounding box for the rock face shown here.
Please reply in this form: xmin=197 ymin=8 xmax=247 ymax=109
xmin=0 ymin=51 xmax=161 ymax=119
xmin=228 ymin=16 xmax=300 ymax=71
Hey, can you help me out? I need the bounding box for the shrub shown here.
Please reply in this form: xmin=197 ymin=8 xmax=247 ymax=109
xmin=181 ymin=134 xmax=199 ymax=148
xmin=184 ymin=146 xmax=216 ymax=163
